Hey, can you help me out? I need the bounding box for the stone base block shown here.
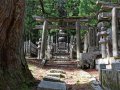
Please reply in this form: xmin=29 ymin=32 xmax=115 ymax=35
xmin=37 ymin=80 xmax=66 ymax=90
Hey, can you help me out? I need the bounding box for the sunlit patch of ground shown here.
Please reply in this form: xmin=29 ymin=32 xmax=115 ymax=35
xmin=28 ymin=59 xmax=98 ymax=90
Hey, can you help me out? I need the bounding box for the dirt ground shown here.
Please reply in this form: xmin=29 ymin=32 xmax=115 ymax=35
xmin=28 ymin=59 xmax=99 ymax=90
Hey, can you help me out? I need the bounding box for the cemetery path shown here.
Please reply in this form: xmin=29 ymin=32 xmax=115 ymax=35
xmin=27 ymin=59 xmax=99 ymax=90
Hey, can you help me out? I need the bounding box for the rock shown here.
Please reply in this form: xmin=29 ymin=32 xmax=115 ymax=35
xmin=43 ymin=76 xmax=64 ymax=83
xmin=37 ymin=80 xmax=66 ymax=90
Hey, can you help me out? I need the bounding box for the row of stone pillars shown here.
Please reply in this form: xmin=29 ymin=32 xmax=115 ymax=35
xmin=38 ymin=20 xmax=81 ymax=60
xmin=97 ymin=7 xmax=120 ymax=58
xmin=83 ymin=27 xmax=99 ymax=53
xmin=38 ymin=20 xmax=82 ymax=61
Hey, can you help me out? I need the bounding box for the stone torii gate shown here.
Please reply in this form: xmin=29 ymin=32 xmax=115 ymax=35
xmin=33 ymin=16 xmax=89 ymax=62
xmin=97 ymin=1 xmax=120 ymax=57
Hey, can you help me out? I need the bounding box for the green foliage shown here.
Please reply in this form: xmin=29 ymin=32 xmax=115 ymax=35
xmin=25 ymin=0 xmax=120 ymax=42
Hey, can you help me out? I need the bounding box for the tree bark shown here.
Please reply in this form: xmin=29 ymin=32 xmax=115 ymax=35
xmin=0 ymin=0 xmax=34 ymax=90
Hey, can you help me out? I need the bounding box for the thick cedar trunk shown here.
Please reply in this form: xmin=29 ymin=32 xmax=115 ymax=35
xmin=0 ymin=0 xmax=34 ymax=90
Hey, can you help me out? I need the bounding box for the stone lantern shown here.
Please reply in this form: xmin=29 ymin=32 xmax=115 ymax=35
xmin=97 ymin=26 xmax=109 ymax=58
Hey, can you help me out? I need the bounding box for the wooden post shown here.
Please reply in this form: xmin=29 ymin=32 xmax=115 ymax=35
xmin=112 ymin=7 xmax=119 ymax=57
xmin=40 ymin=20 xmax=48 ymax=59
xmin=76 ymin=20 xmax=81 ymax=61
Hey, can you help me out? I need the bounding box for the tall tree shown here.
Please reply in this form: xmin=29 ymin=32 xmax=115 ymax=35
xmin=0 ymin=0 xmax=34 ymax=90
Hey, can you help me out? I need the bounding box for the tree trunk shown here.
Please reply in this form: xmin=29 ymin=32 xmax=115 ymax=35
xmin=0 ymin=0 xmax=34 ymax=90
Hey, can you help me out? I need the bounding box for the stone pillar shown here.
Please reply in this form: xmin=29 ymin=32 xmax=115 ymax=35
xmin=40 ymin=20 xmax=48 ymax=59
xmin=67 ymin=35 xmax=69 ymax=53
xmin=47 ymin=35 xmax=51 ymax=59
xmin=93 ymin=28 xmax=96 ymax=47
xmin=70 ymin=36 xmax=74 ymax=59
xmin=83 ymin=34 xmax=88 ymax=53
xmin=51 ymin=35 xmax=54 ymax=44
xmin=47 ymin=35 xmax=50 ymax=49
xmin=91 ymin=28 xmax=94 ymax=47
xmin=76 ymin=20 xmax=81 ymax=61
xmin=27 ymin=40 xmax=31 ymax=57
xmin=95 ymin=28 xmax=99 ymax=48
xmin=112 ymin=7 xmax=119 ymax=57
xmin=88 ymin=29 xmax=92 ymax=52
xmin=36 ymin=38 xmax=41 ymax=60
xmin=55 ymin=33 xmax=58 ymax=53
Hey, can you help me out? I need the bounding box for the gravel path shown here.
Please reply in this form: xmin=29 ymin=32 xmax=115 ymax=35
xmin=28 ymin=60 xmax=98 ymax=90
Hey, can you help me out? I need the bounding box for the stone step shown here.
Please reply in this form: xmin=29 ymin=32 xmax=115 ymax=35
xmin=46 ymin=60 xmax=77 ymax=67
xmin=37 ymin=80 xmax=66 ymax=90
xmin=46 ymin=64 xmax=77 ymax=68
xmin=47 ymin=61 xmax=77 ymax=63
xmin=43 ymin=76 xmax=65 ymax=83
xmin=49 ymin=69 xmax=66 ymax=74
xmin=47 ymin=73 xmax=66 ymax=78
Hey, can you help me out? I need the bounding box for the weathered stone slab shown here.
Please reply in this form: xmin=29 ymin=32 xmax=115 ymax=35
xmin=37 ymin=80 xmax=66 ymax=90
xmin=43 ymin=76 xmax=64 ymax=83
xmin=49 ymin=69 xmax=66 ymax=74
xmin=47 ymin=73 xmax=66 ymax=78
xmin=101 ymin=69 xmax=118 ymax=90
xmin=112 ymin=62 xmax=120 ymax=70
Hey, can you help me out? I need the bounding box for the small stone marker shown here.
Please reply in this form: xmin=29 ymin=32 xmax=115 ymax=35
xmin=37 ymin=80 xmax=66 ymax=90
